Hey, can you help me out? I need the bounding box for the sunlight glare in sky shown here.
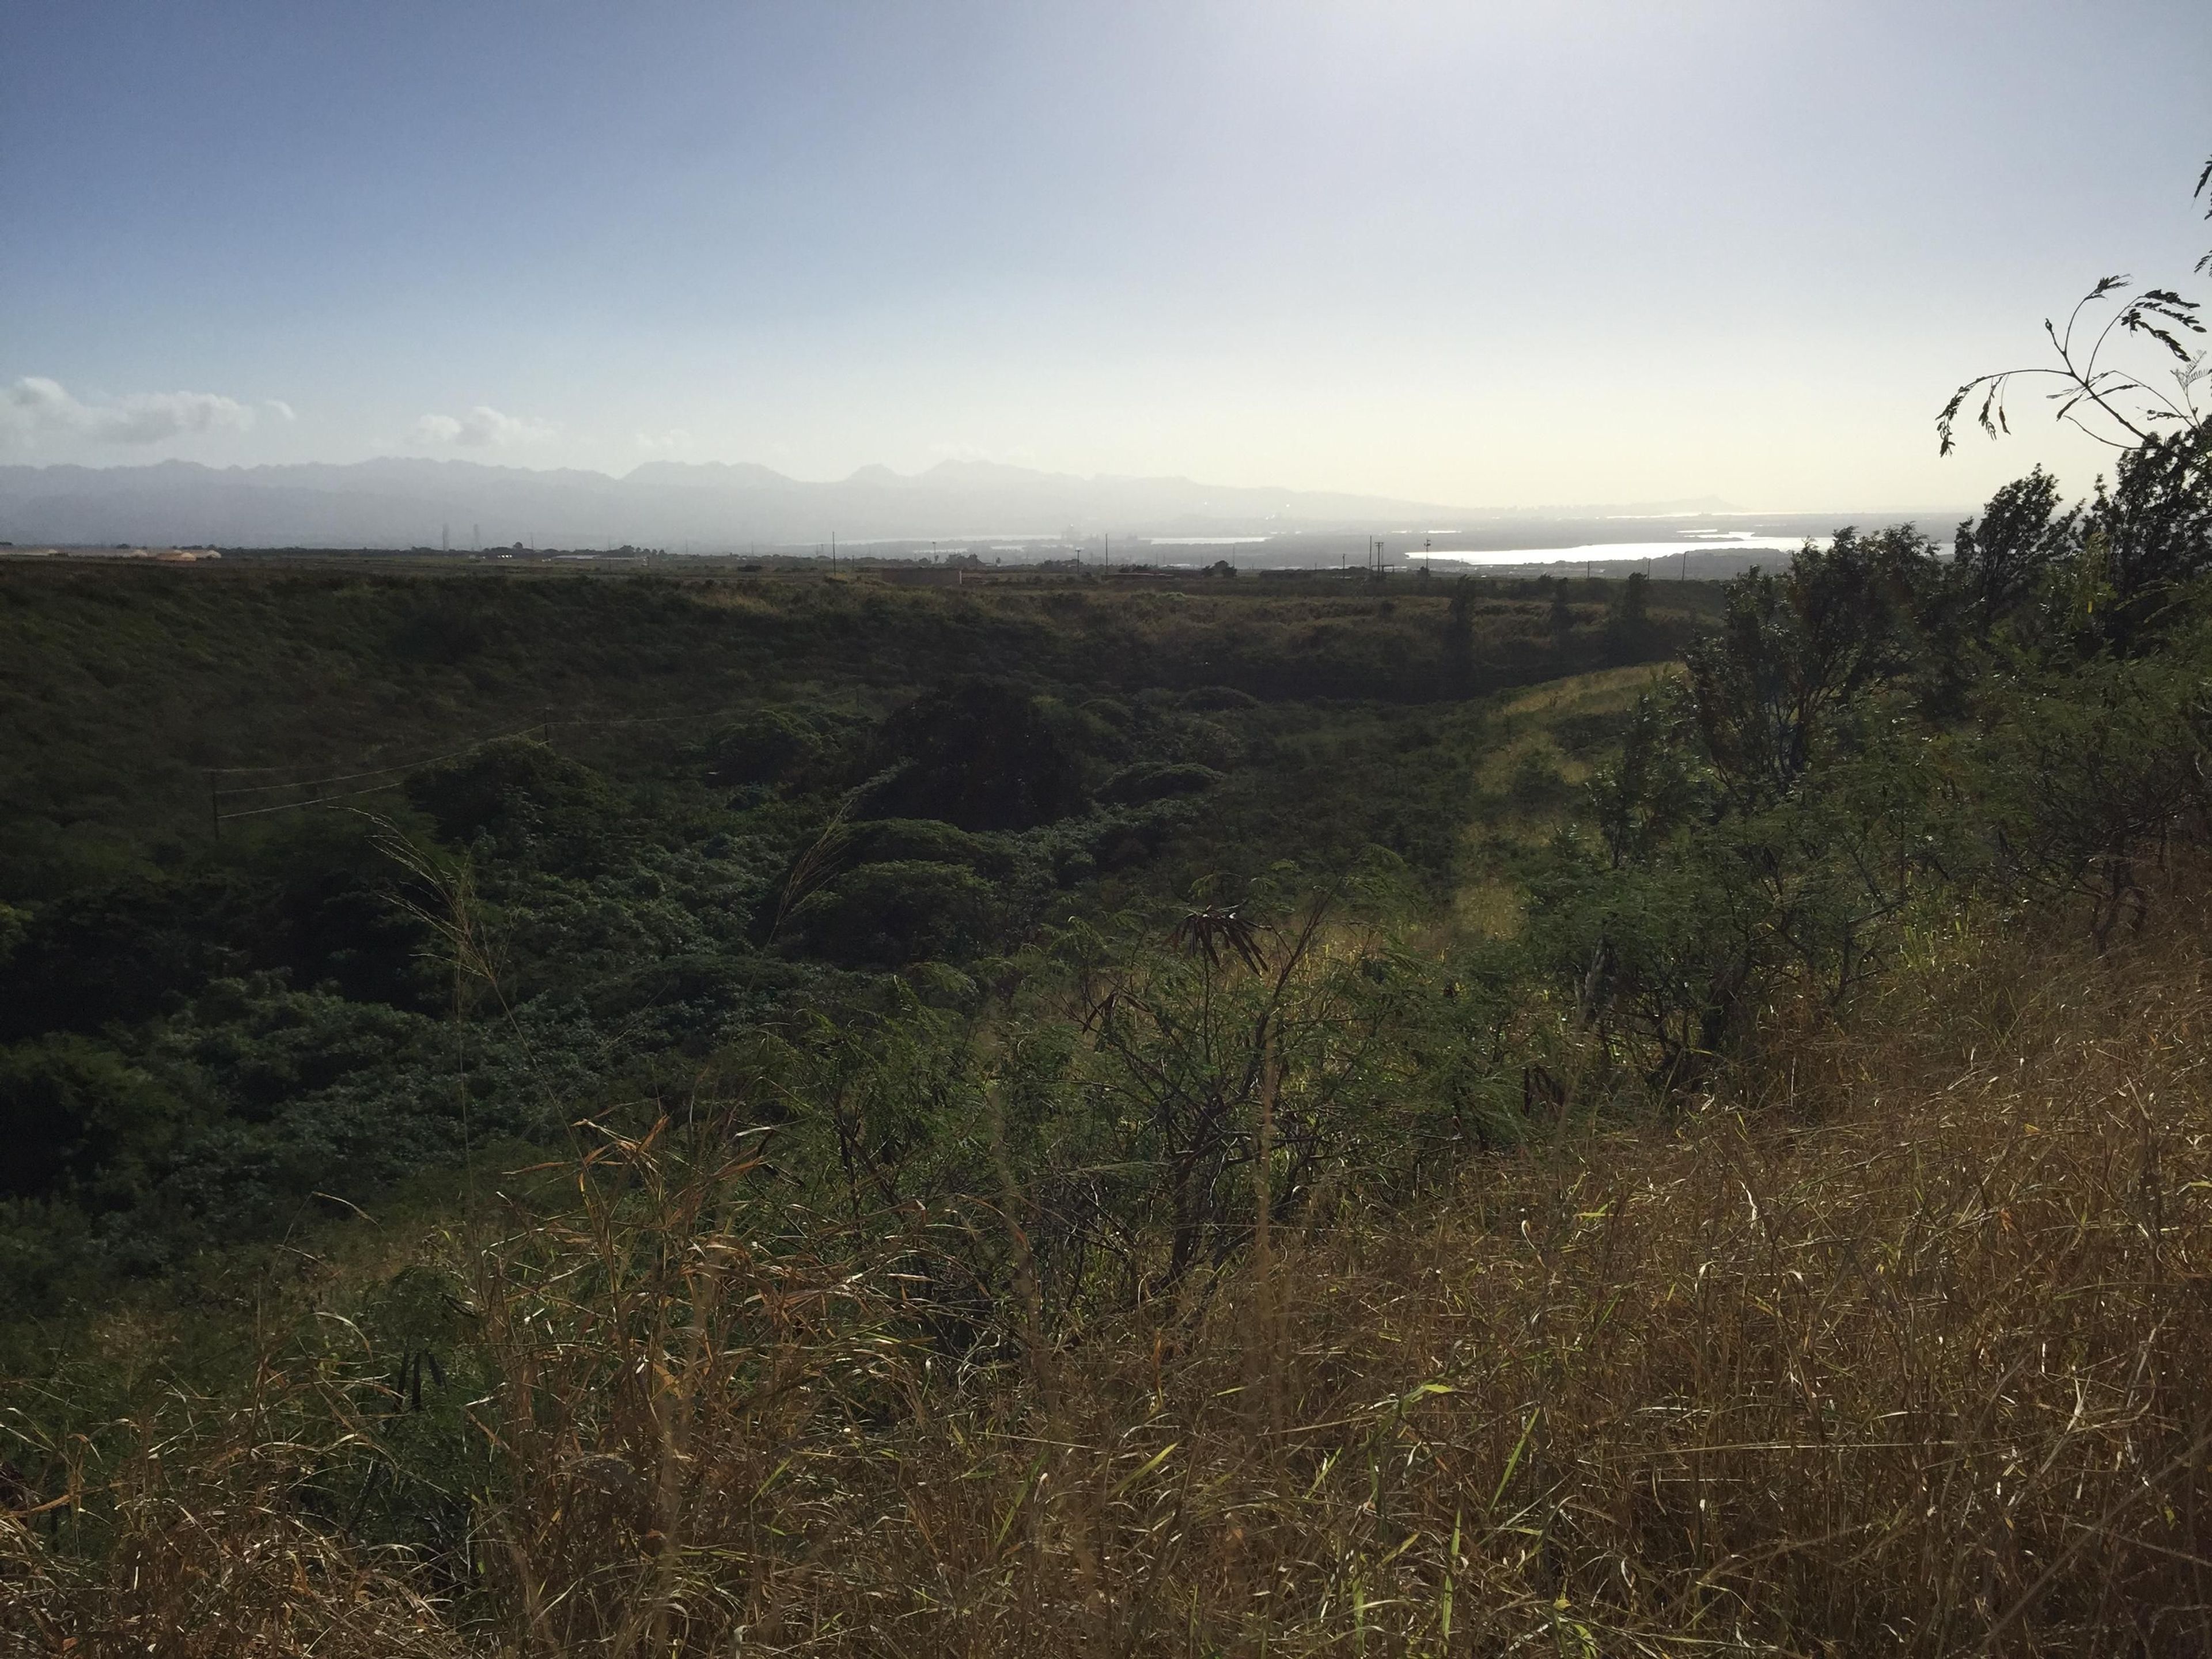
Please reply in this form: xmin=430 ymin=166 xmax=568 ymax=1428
xmin=3 ymin=1 xmax=2207 ymax=511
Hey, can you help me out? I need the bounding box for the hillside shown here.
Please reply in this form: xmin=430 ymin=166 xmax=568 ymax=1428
xmin=0 ymin=560 xmax=1701 ymax=1321
xmin=6 ymin=453 xmax=2212 ymax=1653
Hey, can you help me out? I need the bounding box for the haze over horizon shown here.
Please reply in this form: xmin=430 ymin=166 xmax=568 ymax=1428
xmin=6 ymin=2 xmax=2210 ymax=514
xmin=4 ymin=450 xmax=1877 ymax=554
xmin=0 ymin=450 xmax=1965 ymax=517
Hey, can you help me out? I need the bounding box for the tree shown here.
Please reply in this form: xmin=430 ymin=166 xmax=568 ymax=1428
xmin=1547 ymin=577 xmax=1576 ymax=654
xmin=1602 ymin=570 xmax=1652 ymax=664
xmin=864 ymin=678 xmax=1089 ymax=831
xmin=1949 ymin=465 xmax=2074 ymax=639
xmin=2074 ymin=419 xmax=2212 ymax=648
xmin=1682 ymin=529 xmax=1937 ymax=811
xmin=1440 ymin=576 xmax=1476 ymax=695
xmin=1939 ymin=160 xmax=2207 ymax=457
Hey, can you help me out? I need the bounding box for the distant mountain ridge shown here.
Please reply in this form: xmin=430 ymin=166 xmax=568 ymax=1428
xmin=0 ymin=456 xmax=1745 ymax=550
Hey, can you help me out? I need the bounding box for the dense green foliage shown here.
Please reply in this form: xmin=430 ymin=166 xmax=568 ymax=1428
xmin=6 ymin=433 xmax=2211 ymax=1636
xmin=7 ymin=436 xmax=2211 ymax=1358
xmin=12 ymin=170 xmax=2212 ymax=1658
xmin=5 ymin=501 xmax=2212 ymax=1654
xmin=9 ymin=459 xmax=2212 ymax=1346
xmin=0 ymin=564 xmax=1711 ymax=1327
xmin=1540 ymin=435 xmax=2212 ymax=1093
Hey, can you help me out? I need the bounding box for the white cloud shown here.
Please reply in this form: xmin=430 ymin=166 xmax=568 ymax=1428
xmin=411 ymin=404 xmax=556 ymax=448
xmin=1 ymin=376 xmax=258 ymax=447
xmin=634 ymin=427 xmax=693 ymax=453
xmin=264 ymin=399 xmax=297 ymax=422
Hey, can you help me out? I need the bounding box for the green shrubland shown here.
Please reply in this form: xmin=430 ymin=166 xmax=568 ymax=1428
xmin=3 ymin=482 xmax=2209 ymax=1650
xmin=6 ymin=213 xmax=2212 ymax=1647
xmin=0 ymin=566 xmax=1695 ymax=1327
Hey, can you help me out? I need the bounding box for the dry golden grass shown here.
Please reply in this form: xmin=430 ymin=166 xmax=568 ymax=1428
xmin=1498 ymin=663 xmax=1677 ymax=721
xmin=9 ymin=891 xmax=2212 ymax=1655
xmin=0 ymin=1391 xmax=461 ymax=1656
xmin=1451 ymin=874 xmax=1527 ymax=939
xmin=681 ymin=585 xmax=777 ymax=615
xmin=1484 ymin=666 xmax=1671 ymax=791
xmin=1458 ymin=666 xmax=1678 ymax=931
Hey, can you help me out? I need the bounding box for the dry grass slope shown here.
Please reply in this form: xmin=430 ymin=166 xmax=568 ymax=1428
xmin=7 ymin=887 xmax=2212 ymax=1655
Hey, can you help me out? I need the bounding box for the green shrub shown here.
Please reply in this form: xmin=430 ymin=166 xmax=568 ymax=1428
xmin=1097 ymin=762 xmax=1224 ymax=806
xmin=1179 ymin=685 xmax=1260 ymax=711
xmin=1506 ymin=747 xmax=1570 ymax=810
xmin=862 ymin=679 xmax=1088 ymax=830
xmin=405 ymin=738 xmax=623 ymax=865
xmin=387 ymin=600 xmax=491 ymax=665
xmin=0 ymin=869 xmax=239 ymax=1041
xmin=785 ymin=861 xmax=998 ymax=967
xmin=0 ymin=1035 xmax=190 ymax=1204
xmin=841 ymin=817 xmax=1010 ymax=874
xmin=700 ymin=710 xmax=827 ymax=789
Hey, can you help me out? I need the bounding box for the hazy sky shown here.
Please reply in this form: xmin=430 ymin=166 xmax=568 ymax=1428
xmin=5 ymin=2 xmax=2209 ymax=509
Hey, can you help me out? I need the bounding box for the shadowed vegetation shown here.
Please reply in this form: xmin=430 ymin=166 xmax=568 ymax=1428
xmin=9 ymin=200 xmax=2212 ymax=1646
